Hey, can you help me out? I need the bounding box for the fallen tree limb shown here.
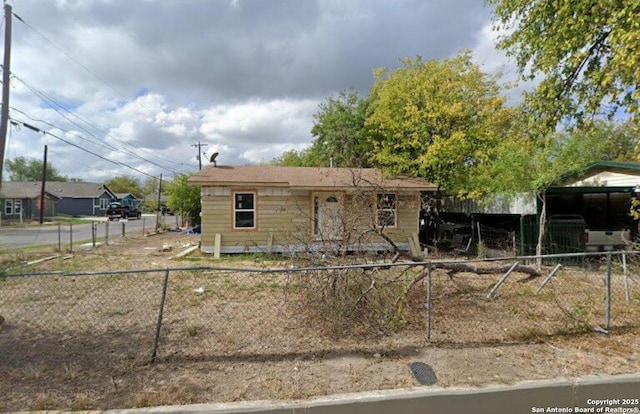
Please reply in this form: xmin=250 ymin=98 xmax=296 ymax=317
xmin=431 ymin=262 xmax=544 ymax=278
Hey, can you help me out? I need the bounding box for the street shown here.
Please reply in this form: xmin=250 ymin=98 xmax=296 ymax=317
xmin=0 ymin=214 xmax=181 ymax=250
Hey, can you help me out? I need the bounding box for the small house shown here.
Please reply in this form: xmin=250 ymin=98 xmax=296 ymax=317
xmin=114 ymin=193 xmax=141 ymax=209
xmin=44 ymin=182 xmax=117 ymax=216
xmin=188 ymin=165 xmax=437 ymax=255
xmin=0 ymin=181 xmax=60 ymax=223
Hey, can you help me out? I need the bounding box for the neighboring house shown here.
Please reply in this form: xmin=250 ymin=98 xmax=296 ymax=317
xmin=44 ymin=181 xmax=117 ymax=216
xmin=114 ymin=193 xmax=141 ymax=209
xmin=188 ymin=165 xmax=437 ymax=254
xmin=547 ymin=161 xmax=640 ymax=231
xmin=0 ymin=181 xmax=60 ymax=223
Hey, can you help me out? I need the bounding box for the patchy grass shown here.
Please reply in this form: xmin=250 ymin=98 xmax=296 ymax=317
xmin=1 ymin=233 xmax=640 ymax=411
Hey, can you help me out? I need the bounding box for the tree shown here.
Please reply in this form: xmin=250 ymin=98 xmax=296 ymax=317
xmin=488 ymin=0 xmax=640 ymax=130
xmin=106 ymin=176 xmax=143 ymax=198
xmin=308 ymin=89 xmax=373 ymax=168
xmin=5 ymin=156 xmax=68 ymax=182
xmin=270 ymin=148 xmax=315 ymax=167
xmin=468 ymin=124 xmax=615 ymax=266
xmin=365 ymin=51 xmax=515 ymax=195
xmin=165 ymin=173 xmax=201 ymax=225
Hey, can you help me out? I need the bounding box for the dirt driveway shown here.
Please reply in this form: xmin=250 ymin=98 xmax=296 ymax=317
xmin=1 ymin=231 xmax=639 ymax=411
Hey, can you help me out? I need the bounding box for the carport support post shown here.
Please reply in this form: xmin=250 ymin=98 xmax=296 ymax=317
xmin=425 ymin=266 xmax=432 ymax=342
xmin=605 ymin=252 xmax=612 ymax=331
xmin=151 ymin=268 xmax=170 ymax=362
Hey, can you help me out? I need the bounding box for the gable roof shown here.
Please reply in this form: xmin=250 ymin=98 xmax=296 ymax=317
xmin=559 ymin=161 xmax=640 ymax=187
xmin=2 ymin=181 xmax=116 ymax=198
xmin=115 ymin=192 xmax=138 ymax=199
xmin=0 ymin=181 xmax=61 ymax=199
xmin=189 ymin=166 xmax=437 ymax=191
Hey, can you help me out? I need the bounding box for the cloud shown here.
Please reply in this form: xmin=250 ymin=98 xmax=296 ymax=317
xmin=3 ymin=0 xmax=503 ymax=183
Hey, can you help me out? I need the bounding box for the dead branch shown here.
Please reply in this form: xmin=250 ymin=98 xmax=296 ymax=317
xmin=431 ymin=262 xmax=544 ymax=279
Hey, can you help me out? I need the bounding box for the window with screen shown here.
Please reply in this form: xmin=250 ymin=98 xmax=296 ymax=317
xmin=376 ymin=193 xmax=397 ymax=227
xmin=233 ymin=192 xmax=256 ymax=229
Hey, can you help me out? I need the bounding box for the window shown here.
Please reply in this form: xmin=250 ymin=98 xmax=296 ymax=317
xmin=4 ymin=199 xmax=13 ymax=215
xmin=99 ymin=198 xmax=110 ymax=210
xmin=14 ymin=200 xmax=22 ymax=215
xmin=376 ymin=193 xmax=397 ymax=227
xmin=233 ymin=192 xmax=255 ymax=229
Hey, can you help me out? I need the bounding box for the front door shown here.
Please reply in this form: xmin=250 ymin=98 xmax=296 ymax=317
xmin=313 ymin=193 xmax=343 ymax=241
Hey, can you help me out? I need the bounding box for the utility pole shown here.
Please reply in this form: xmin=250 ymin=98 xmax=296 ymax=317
xmin=39 ymin=145 xmax=47 ymax=224
xmin=0 ymin=3 xmax=13 ymax=188
xmin=191 ymin=141 xmax=208 ymax=170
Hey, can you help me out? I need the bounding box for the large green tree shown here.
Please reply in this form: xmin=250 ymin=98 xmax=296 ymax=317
xmin=366 ymin=51 xmax=516 ymax=195
xmin=5 ymin=156 xmax=69 ymax=182
xmin=308 ymin=89 xmax=373 ymax=168
xmin=106 ymin=176 xmax=143 ymax=198
xmin=469 ymin=124 xmax=617 ymax=264
xmin=165 ymin=173 xmax=201 ymax=225
xmin=488 ymin=0 xmax=640 ymax=130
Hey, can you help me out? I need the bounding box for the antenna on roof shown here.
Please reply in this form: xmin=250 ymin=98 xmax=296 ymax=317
xmin=209 ymin=152 xmax=219 ymax=167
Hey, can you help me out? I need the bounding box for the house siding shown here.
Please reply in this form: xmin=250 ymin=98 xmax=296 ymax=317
xmin=200 ymin=186 xmax=421 ymax=254
xmin=56 ymin=191 xmax=112 ymax=216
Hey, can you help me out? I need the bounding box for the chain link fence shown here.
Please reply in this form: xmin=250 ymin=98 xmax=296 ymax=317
xmin=1 ymin=252 xmax=639 ymax=368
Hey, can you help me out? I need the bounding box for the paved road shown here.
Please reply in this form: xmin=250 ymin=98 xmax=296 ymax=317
xmin=0 ymin=214 xmax=178 ymax=250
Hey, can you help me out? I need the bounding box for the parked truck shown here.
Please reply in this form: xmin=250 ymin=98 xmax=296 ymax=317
xmin=106 ymin=202 xmax=142 ymax=220
xmin=546 ymin=214 xmax=631 ymax=252
xmin=584 ymin=228 xmax=631 ymax=251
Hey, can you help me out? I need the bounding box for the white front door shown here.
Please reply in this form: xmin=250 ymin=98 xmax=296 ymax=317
xmin=313 ymin=193 xmax=343 ymax=241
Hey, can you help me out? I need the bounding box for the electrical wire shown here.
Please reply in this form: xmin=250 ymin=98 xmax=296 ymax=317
xmin=12 ymin=75 xmax=192 ymax=172
xmin=9 ymin=117 xmax=160 ymax=180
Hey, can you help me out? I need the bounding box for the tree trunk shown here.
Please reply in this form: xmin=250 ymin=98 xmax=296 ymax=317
xmin=536 ymin=191 xmax=546 ymax=270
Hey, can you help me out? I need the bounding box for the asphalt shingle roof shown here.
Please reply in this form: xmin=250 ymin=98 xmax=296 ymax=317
xmin=188 ymin=166 xmax=436 ymax=191
xmin=0 ymin=181 xmax=112 ymax=199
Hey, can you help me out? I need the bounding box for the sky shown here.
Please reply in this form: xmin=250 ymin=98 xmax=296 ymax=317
xmin=1 ymin=0 xmax=517 ymax=183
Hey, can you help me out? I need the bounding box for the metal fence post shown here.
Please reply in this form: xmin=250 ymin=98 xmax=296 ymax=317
xmin=57 ymin=223 xmax=61 ymax=251
xmin=425 ymin=265 xmax=432 ymax=342
xmin=605 ymin=252 xmax=612 ymax=331
xmin=92 ymin=222 xmax=96 ymax=247
xmin=142 ymin=216 xmax=146 ymax=236
xmin=122 ymin=221 xmax=125 ymax=237
xmin=69 ymin=223 xmax=73 ymax=252
xmin=151 ymin=268 xmax=170 ymax=362
xmin=105 ymin=220 xmax=109 ymax=245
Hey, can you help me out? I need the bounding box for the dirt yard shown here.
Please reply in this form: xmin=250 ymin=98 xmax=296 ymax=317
xmin=1 ymin=231 xmax=639 ymax=411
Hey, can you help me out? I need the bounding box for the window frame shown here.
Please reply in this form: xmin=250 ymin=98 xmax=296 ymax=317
xmin=4 ymin=199 xmax=14 ymax=215
xmin=99 ymin=198 xmax=110 ymax=210
xmin=232 ymin=191 xmax=257 ymax=230
xmin=375 ymin=192 xmax=397 ymax=228
xmin=14 ymin=199 xmax=22 ymax=216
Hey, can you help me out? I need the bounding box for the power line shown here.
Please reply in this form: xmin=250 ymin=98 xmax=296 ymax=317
xmin=9 ymin=117 xmax=160 ymax=180
xmin=11 ymin=74 xmax=191 ymax=172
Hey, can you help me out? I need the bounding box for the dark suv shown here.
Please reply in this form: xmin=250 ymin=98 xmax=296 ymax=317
xmin=106 ymin=202 xmax=141 ymax=220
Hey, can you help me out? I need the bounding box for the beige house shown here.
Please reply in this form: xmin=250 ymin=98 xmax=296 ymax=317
xmin=188 ymin=165 xmax=437 ymax=255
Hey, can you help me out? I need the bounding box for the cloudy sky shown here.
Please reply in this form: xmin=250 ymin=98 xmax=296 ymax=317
xmin=2 ymin=0 xmax=515 ymax=183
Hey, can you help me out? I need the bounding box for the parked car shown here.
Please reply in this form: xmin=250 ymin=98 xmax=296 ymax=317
xmin=437 ymin=212 xmax=472 ymax=239
xmin=107 ymin=202 xmax=141 ymax=220
xmin=159 ymin=205 xmax=174 ymax=216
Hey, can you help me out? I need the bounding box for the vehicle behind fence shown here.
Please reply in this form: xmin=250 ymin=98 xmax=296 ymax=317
xmin=1 ymin=252 xmax=639 ymax=372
